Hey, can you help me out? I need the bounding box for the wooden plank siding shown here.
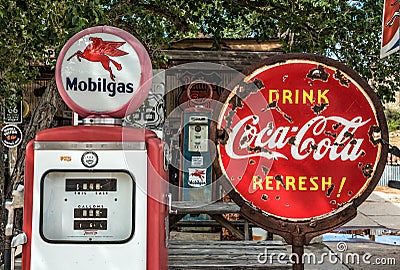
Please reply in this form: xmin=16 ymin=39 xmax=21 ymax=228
xmin=162 ymin=50 xmax=282 ymax=71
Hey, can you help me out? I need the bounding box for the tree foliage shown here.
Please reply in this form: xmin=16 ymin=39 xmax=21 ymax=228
xmin=0 ymin=0 xmax=107 ymax=105
xmin=0 ymin=0 xmax=398 ymax=103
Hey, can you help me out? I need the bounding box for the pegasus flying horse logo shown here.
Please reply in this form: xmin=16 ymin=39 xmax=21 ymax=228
xmin=190 ymin=169 xmax=206 ymax=180
xmin=67 ymin=37 xmax=128 ymax=81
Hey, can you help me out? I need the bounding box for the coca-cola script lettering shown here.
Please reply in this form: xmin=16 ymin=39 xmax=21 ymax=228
xmin=226 ymin=115 xmax=370 ymax=161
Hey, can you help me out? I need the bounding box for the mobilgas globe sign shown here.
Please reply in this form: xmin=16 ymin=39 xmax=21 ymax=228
xmin=217 ymin=54 xmax=388 ymax=221
xmin=56 ymin=26 xmax=152 ymax=118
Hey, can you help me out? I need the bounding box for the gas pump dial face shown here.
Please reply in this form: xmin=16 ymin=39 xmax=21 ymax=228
xmin=40 ymin=170 xmax=135 ymax=243
xmin=188 ymin=124 xmax=208 ymax=152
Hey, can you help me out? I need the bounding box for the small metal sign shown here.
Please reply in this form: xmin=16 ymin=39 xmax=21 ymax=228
xmin=215 ymin=54 xmax=388 ymax=252
xmin=1 ymin=124 xmax=23 ymax=148
xmin=3 ymin=100 xmax=22 ymax=124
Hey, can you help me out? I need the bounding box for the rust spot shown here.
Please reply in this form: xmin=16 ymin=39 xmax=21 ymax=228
xmin=324 ymin=131 xmax=337 ymax=138
xmin=362 ymin=163 xmax=373 ymax=178
xmin=368 ymin=126 xmax=381 ymax=145
xmin=344 ymin=131 xmax=354 ymax=138
xmin=288 ymin=136 xmax=296 ymax=145
xmin=247 ymin=146 xmax=273 ymax=156
xmin=274 ymin=175 xmax=286 ymax=188
xmin=217 ymin=128 xmax=229 ymax=145
xmin=236 ymin=79 xmax=261 ymax=100
xmin=261 ymin=194 xmax=268 ymax=201
xmin=310 ymin=143 xmax=318 ymax=151
xmin=332 ymin=123 xmax=342 ymax=130
xmin=262 ymin=148 xmax=273 ymax=154
xmin=261 ymin=100 xmax=277 ymax=112
xmin=224 ymin=110 xmax=236 ymax=130
xmin=253 ymin=175 xmax=262 ymax=183
xmin=229 ymin=95 xmax=243 ymax=112
xmin=330 ymin=200 xmax=337 ymax=205
xmin=252 ymin=79 xmax=265 ymax=89
xmin=240 ymin=135 xmax=248 ymax=148
xmin=283 ymin=113 xmax=293 ymax=123
xmin=334 ymin=142 xmax=345 ymax=147
xmin=262 ymin=166 xmax=269 ymax=175
xmin=306 ymin=65 xmax=329 ymax=81
xmin=261 ymin=100 xmax=293 ymax=123
xmin=311 ymin=103 xmax=329 ymax=115
xmin=248 ymin=146 xmax=262 ymax=153
xmin=249 ymin=159 xmax=256 ymax=165
xmin=333 ymin=69 xmax=350 ymax=87
xmin=326 ymin=184 xmax=335 ymax=197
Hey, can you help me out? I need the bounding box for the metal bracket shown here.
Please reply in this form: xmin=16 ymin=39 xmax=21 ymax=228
xmin=5 ymin=185 xmax=24 ymax=237
xmin=167 ymin=193 xmax=177 ymax=214
xmin=11 ymin=232 xmax=27 ymax=248
xmin=382 ymin=139 xmax=400 ymax=157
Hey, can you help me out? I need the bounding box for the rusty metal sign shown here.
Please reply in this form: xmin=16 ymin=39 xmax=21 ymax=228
xmin=216 ymin=54 xmax=388 ymax=222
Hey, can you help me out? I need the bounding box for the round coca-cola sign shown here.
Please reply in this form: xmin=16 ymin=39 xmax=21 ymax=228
xmin=217 ymin=54 xmax=388 ymax=221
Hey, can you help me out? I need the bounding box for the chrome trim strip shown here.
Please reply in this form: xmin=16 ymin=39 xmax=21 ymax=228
xmin=34 ymin=141 xmax=146 ymax=150
xmin=82 ymin=118 xmax=123 ymax=126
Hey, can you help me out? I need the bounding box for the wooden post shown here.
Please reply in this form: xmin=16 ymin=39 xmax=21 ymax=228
xmin=292 ymin=244 xmax=305 ymax=270
xmin=8 ymin=147 xmax=17 ymax=176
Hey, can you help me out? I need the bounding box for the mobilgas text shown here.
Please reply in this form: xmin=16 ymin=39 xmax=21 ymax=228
xmin=66 ymin=77 xmax=134 ymax=97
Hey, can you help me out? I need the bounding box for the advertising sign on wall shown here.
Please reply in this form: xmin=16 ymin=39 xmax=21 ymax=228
xmin=1 ymin=124 xmax=23 ymax=148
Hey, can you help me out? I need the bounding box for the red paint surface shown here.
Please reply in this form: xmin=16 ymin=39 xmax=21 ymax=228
xmin=382 ymin=0 xmax=399 ymax=47
xmin=22 ymin=126 xmax=168 ymax=269
xmin=219 ymin=60 xmax=382 ymax=220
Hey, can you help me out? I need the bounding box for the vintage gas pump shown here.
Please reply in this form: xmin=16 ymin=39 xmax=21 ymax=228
xmin=20 ymin=26 xmax=168 ymax=270
xmin=180 ymin=81 xmax=213 ymax=205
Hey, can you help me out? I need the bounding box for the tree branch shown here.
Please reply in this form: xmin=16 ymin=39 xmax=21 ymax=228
xmin=109 ymin=1 xmax=191 ymax=32
xmin=8 ymin=77 xmax=63 ymax=196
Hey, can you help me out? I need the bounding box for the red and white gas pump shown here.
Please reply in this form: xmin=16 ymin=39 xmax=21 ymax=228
xmin=19 ymin=26 xmax=168 ymax=270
